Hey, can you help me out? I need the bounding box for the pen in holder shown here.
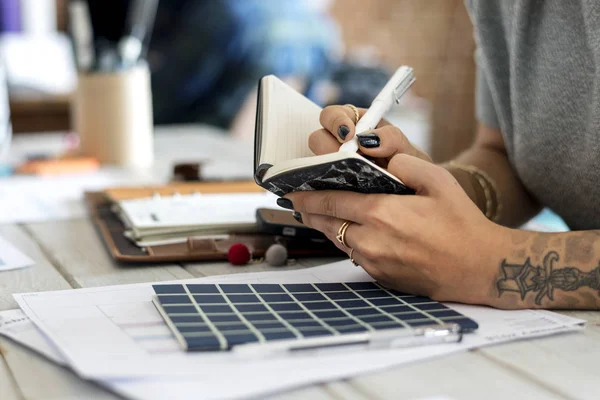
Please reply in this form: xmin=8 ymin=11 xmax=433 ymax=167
xmin=72 ymin=63 xmax=154 ymax=169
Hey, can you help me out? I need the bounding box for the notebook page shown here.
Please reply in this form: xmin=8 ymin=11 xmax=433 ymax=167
xmin=261 ymin=76 xmax=322 ymax=167
xmin=118 ymin=192 xmax=278 ymax=230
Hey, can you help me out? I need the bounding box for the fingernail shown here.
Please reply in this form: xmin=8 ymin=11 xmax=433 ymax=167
xmin=277 ymin=198 xmax=294 ymax=210
xmin=358 ymin=133 xmax=381 ymax=148
xmin=338 ymin=125 xmax=350 ymax=140
xmin=293 ymin=211 xmax=303 ymax=224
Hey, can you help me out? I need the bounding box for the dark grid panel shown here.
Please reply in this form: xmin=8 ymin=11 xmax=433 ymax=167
xmin=152 ymin=282 xmax=478 ymax=351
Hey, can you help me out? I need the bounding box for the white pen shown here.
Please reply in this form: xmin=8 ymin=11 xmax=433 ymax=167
xmin=339 ymin=66 xmax=415 ymax=153
xmin=233 ymin=323 xmax=461 ymax=358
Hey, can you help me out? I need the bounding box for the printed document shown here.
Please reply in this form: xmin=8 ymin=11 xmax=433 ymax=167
xmin=14 ymin=261 xmax=585 ymax=383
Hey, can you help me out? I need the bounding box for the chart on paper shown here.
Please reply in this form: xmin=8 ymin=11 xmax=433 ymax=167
xmin=15 ymin=267 xmax=371 ymax=362
xmin=16 ymin=285 xmax=178 ymax=356
xmin=14 ymin=261 xmax=585 ymax=379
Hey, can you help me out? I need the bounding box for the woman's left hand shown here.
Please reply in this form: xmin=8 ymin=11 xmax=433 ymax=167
xmin=285 ymin=154 xmax=510 ymax=305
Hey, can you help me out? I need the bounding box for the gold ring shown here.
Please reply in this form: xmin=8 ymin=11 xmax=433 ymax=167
xmin=349 ymin=248 xmax=359 ymax=267
xmin=336 ymin=220 xmax=352 ymax=249
xmin=344 ymin=104 xmax=360 ymax=124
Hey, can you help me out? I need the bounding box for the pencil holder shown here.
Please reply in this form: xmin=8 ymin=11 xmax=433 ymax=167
xmin=72 ymin=64 xmax=154 ymax=169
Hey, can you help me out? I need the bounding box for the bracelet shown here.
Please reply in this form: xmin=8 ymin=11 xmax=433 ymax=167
xmin=448 ymin=161 xmax=502 ymax=222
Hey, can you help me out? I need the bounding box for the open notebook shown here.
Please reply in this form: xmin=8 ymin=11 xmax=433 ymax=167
xmin=253 ymin=75 xmax=415 ymax=197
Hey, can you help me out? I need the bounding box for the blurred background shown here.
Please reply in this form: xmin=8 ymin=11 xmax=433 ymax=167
xmin=1 ymin=0 xmax=476 ymax=163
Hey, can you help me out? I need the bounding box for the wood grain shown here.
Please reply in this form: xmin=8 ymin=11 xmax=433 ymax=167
xmin=349 ymin=351 xmax=565 ymax=400
xmin=0 ymin=338 xmax=119 ymax=400
xmin=0 ymin=351 xmax=21 ymax=400
xmin=24 ymin=219 xmax=193 ymax=288
xmin=480 ymin=329 xmax=600 ymax=400
xmin=0 ymin=225 xmax=71 ymax=311
xmin=0 ymin=225 xmax=122 ymax=400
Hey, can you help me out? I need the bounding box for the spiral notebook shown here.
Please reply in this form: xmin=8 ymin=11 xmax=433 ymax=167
xmin=85 ymin=181 xmax=344 ymax=264
xmin=115 ymin=191 xmax=279 ymax=245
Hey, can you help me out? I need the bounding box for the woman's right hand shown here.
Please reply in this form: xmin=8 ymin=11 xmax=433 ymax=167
xmin=308 ymin=105 xmax=433 ymax=168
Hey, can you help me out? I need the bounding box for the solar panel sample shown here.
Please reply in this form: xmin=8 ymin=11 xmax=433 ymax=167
xmin=152 ymin=282 xmax=478 ymax=351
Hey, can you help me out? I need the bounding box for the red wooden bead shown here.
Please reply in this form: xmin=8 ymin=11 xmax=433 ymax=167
xmin=227 ymin=243 xmax=251 ymax=265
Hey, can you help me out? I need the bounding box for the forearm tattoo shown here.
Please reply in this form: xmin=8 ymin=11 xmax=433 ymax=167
xmin=497 ymin=251 xmax=600 ymax=305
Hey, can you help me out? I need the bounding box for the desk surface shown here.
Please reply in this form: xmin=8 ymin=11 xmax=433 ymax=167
xmin=1 ymin=127 xmax=599 ymax=400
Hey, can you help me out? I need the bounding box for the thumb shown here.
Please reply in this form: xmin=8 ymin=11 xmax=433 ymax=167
xmin=387 ymin=154 xmax=446 ymax=196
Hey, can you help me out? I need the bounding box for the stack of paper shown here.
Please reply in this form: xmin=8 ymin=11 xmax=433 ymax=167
xmin=116 ymin=192 xmax=279 ymax=245
xmin=3 ymin=261 xmax=586 ymax=400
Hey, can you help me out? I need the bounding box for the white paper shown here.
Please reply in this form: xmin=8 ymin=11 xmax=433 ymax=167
xmin=119 ymin=192 xmax=279 ymax=230
xmin=0 ymin=235 xmax=34 ymax=272
xmin=0 ymin=308 xmax=465 ymax=400
xmin=1 ymin=308 xmax=466 ymax=400
xmin=0 ymin=309 xmax=66 ymax=364
xmin=14 ymin=260 xmax=585 ymax=383
xmin=0 ymin=168 xmax=154 ymax=224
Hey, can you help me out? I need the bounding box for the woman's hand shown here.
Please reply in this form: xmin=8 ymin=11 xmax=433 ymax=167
xmin=286 ymin=154 xmax=511 ymax=305
xmin=309 ymin=105 xmax=432 ymax=168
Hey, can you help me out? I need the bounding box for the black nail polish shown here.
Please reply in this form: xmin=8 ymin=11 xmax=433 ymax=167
xmin=358 ymin=133 xmax=381 ymax=148
xmin=338 ymin=125 xmax=350 ymax=140
xmin=277 ymin=198 xmax=294 ymax=210
xmin=293 ymin=211 xmax=303 ymax=224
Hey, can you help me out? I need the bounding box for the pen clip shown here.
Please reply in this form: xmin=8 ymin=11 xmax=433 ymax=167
xmin=392 ymin=75 xmax=416 ymax=104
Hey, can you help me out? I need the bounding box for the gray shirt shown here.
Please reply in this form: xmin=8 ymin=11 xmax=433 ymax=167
xmin=465 ymin=0 xmax=600 ymax=230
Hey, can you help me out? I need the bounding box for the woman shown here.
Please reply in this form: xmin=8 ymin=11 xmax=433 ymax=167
xmin=281 ymin=1 xmax=600 ymax=310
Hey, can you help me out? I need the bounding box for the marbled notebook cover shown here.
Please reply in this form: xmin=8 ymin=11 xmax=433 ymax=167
xmin=257 ymin=158 xmax=414 ymax=197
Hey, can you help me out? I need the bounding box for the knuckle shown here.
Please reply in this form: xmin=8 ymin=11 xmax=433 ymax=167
xmin=290 ymin=193 xmax=306 ymax=212
xmin=404 ymin=248 xmax=423 ymax=270
xmin=299 ymin=212 xmax=313 ymax=228
xmin=429 ymin=166 xmax=451 ymax=188
xmin=367 ymin=268 xmax=386 ymax=282
xmin=319 ymin=106 xmax=332 ymax=121
xmin=331 ymin=114 xmax=349 ymax=129
xmin=438 ymin=166 xmax=455 ymax=182
xmin=395 ymin=130 xmax=409 ymax=152
xmin=319 ymin=192 xmax=338 ymax=218
xmin=324 ymin=217 xmax=338 ymax=237
xmin=361 ymin=262 xmax=384 ymax=279
xmin=320 ymin=106 xmax=340 ymax=127
xmin=364 ymin=197 xmax=392 ymax=228
xmin=378 ymin=126 xmax=405 ymax=147
xmin=388 ymin=153 xmax=407 ymax=169
xmin=356 ymin=240 xmax=384 ymax=261
xmin=308 ymin=131 xmax=320 ymax=151
xmin=308 ymin=130 xmax=328 ymax=152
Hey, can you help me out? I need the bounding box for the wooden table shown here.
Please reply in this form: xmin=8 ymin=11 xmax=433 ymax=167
xmin=1 ymin=127 xmax=599 ymax=400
